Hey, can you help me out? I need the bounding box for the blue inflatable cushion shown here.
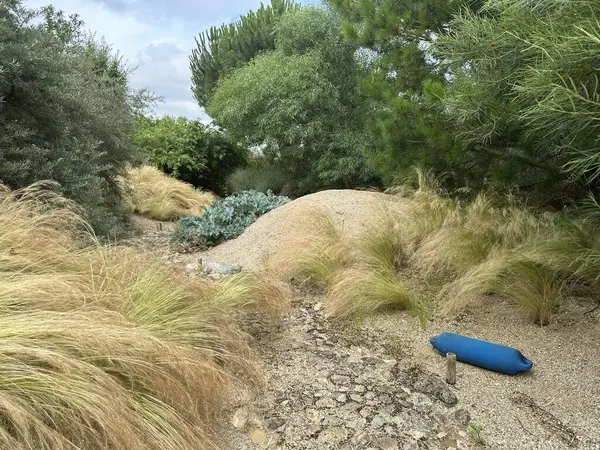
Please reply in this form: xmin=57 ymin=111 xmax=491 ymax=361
xmin=430 ymin=332 xmax=533 ymax=376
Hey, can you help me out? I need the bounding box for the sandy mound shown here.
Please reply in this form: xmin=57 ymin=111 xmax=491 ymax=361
xmin=200 ymin=189 xmax=404 ymax=269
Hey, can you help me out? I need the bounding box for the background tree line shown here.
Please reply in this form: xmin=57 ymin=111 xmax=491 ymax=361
xmin=3 ymin=0 xmax=600 ymax=237
xmin=190 ymin=0 xmax=600 ymax=204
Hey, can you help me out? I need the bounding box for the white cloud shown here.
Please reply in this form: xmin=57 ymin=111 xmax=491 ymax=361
xmin=25 ymin=0 xmax=267 ymax=119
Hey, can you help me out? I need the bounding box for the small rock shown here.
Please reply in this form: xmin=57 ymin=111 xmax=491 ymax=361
xmin=201 ymin=260 xmax=242 ymax=275
xmin=379 ymin=405 xmax=395 ymax=415
xmin=341 ymin=402 xmax=362 ymax=413
xmin=338 ymin=386 xmax=349 ymax=393
xmin=363 ymin=356 xmax=384 ymax=365
xmin=354 ymin=385 xmax=366 ymax=393
xmin=232 ymin=407 xmax=249 ymax=429
xmin=379 ymin=393 xmax=392 ymax=404
xmin=250 ymin=429 xmax=267 ymax=445
xmin=453 ymin=408 xmax=471 ymax=426
xmin=408 ymin=429 xmax=426 ymax=440
xmin=321 ymin=349 xmax=336 ymax=359
xmin=336 ymin=394 xmax=348 ymax=403
xmin=384 ymin=425 xmax=398 ymax=437
xmin=376 ymin=385 xmax=395 ymax=394
xmin=370 ymin=415 xmax=386 ymax=429
xmin=350 ymin=393 xmax=363 ymax=403
xmin=265 ymin=417 xmax=286 ymax=432
xmin=360 ymin=406 xmax=374 ymax=418
xmin=437 ymin=432 xmax=448 ymax=439
xmin=314 ymin=302 xmax=324 ymax=311
xmin=316 ymin=398 xmax=337 ymax=408
xmin=456 ymin=441 xmax=468 ymax=450
xmin=307 ymin=423 xmax=321 ymax=436
xmin=331 ymin=375 xmax=351 ymax=385
xmin=374 ymin=436 xmax=399 ymax=450
xmin=413 ymin=375 xmax=458 ymax=406
xmin=317 ymin=426 xmax=348 ymax=444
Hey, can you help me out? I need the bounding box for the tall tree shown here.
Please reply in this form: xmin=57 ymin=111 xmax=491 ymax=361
xmin=0 ymin=1 xmax=153 ymax=235
xmin=207 ymin=7 xmax=379 ymax=194
xmin=434 ymin=0 xmax=600 ymax=197
xmin=189 ymin=0 xmax=298 ymax=108
xmin=326 ymin=0 xmax=482 ymax=186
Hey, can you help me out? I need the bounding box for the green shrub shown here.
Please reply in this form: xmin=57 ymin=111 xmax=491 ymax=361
xmin=0 ymin=3 xmax=152 ymax=237
xmin=175 ymin=190 xmax=290 ymax=246
xmin=133 ymin=117 xmax=248 ymax=196
xmin=227 ymin=165 xmax=289 ymax=194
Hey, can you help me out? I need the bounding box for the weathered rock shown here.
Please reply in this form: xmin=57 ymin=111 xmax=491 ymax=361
xmin=314 ymin=302 xmax=324 ymax=312
xmin=370 ymin=415 xmax=386 ymax=429
xmin=232 ymin=406 xmax=249 ymax=429
xmin=336 ymin=393 xmax=348 ymax=403
xmin=412 ymin=375 xmax=458 ymax=406
xmin=453 ymin=408 xmax=471 ymax=426
xmin=265 ymin=417 xmax=286 ymax=431
xmin=200 ymin=260 xmax=242 ymax=275
xmin=250 ymin=429 xmax=267 ymax=444
xmin=315 ymin=397 xmax=337 ymax=408
xmin=350 ymin=393 xmax=363 ymax=403
xmin=317 ymin=426 xmax=348 ymax=444
xmin=374 ymin=436 xmax=399 ymax=450
xmin=408 ymin=429 xmax=427 ymax=440
xmin=331 ymin=374 xmax=351 ymax=385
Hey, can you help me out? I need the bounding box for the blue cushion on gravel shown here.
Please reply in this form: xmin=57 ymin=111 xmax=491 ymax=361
xmin=430 ymin=332 xmax=533 ymax=375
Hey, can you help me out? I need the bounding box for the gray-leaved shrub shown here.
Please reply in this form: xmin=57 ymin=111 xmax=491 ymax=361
xmin=175 ymin=191 xmax=290 ymax=246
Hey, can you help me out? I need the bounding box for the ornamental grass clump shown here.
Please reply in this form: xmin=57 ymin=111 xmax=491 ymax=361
xmin=0 ymin=183 xmax=289 ymax=449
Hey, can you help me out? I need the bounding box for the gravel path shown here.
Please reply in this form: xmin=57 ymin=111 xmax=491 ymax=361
xmin=222 ymin=287 xmax=473 ymax=450
xmin=132 ymin=189 xmax=600 ymax=449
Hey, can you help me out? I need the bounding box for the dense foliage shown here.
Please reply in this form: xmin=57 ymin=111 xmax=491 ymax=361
xmin=434 ymin=0 xmax=600 ymax=196
xmin=207 ymin=7 xmax=380 ymax=195
xmin=133 ymin=116 xmax=247 ymax=195
xmin=175 ymin=190 xmax=290 ymax=246
xmin=326 ymin=0 xmax=600 ymax=199
xmin=227 ymin=165 xmax=288 ymax=195
xmin=0 ymin=1 xmax=152 ymax=235
xmin=189 ymin=0 xmax=298 ymax=107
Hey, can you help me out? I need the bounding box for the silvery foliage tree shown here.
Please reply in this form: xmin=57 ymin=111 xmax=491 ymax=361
xmin=0 ymin=1 xmax=156 ymax=235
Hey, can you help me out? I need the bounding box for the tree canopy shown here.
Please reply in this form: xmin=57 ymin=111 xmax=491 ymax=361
xmin=0 ymin=1 xmax=154 ymax=235
xmin=207 ymin=7 xmax=379 ymax=194
xmin=189 ymin=0 xmax=298 ymax=108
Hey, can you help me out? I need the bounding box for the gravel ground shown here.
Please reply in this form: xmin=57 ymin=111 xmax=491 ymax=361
xmin=131 ymin=189 xmax=600 ymax=449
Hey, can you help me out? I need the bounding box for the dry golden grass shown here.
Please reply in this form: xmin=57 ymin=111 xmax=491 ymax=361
xmin=0 ymin=182 xmax=288 ymax=449
xmin=267 ymin=209 xmax=349 ymax=286
xmin=270 ymin=181 xmax=599 ymax=325
xmin=123 ymin=166 xmax=215 ymax=220
xmin=325 ymin=269 xmax=417 ymax=319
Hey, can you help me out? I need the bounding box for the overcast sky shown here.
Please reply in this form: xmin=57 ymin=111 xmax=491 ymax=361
xmin=26 ymin=0 xmax=317 ymax=121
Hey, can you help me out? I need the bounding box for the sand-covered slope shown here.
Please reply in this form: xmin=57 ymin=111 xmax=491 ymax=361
xmin=200 ymin=189 xmax=405 ymax=269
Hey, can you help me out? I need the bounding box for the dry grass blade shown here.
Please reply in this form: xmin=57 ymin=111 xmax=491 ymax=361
xmin=267 ymin=209 xmax=348 ymax=286
xmin=442 ymin=251 xmax=563 ymax=325
xmin=0 ymin=182 xmax=288 ymax=448
xmin=325 ymin=269 xmax=418 ymax=319
xmin=123 ymin=166 xmax=215 ymax=220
